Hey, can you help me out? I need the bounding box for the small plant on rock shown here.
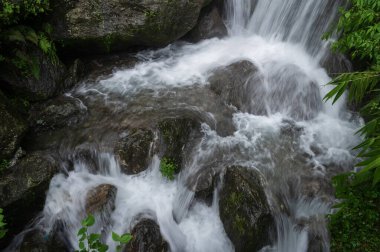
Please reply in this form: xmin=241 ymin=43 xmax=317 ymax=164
xmin=160 ymin=158 xmax=176 ymax=180
xmin=0 ymin=208 xmax=7 ymax=239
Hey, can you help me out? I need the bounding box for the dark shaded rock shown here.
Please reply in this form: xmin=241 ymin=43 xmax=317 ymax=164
xmin=320 ymin=51 xmax=352 ymax=77
xmin=19 ymin=227 xmax=69 ymax=252
xmin=85 ymin=184 xmax=117 ymax=214
xmin=50 ymin=0 xmax=210 ymax=54
xmin=0 ymin=152 xmax=58 ymax=248
xmin=0 ymin=46 xmax=70 ymax=101
xmin=124 ymin=219 xmax=168 ymax=252
xmin=185 ymin=2 xmax=228 ymax=42
xmin=115 ymin=129 xmax=154 ymax=175
xmin=158 ymin=118 xmax=200 ymax=173
xmin=219 ymin=166 xmax=275 ymax=252
xmin=0 ymin=91 xmax=28 ymax=160
xmin=29 ymin=96 xmax=86 ymax=133
xmin=187 ymin=167 xmax=219 ymax=205
xmin=209 ymin=60 xmax=259 ymax=112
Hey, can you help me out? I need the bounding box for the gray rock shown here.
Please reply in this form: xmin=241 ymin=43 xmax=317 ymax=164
xmin=219 ymin=166 xmax=275 ymax=252
xmin=185 ymin=3 xmax=228 ymax=42
xmin=0 ymin=152 xmax=58 ymax=248
xmin=124 ymin=219 xmax=168 ymax=252
xmin=29 ymin=96 xmax=86 ymax=133
xmin=0 ymin=91 xmax=28 ymax=160
xmin=50 ymin=0 xmax=211 ymax=54
xmin=19 ymin=227 xmax=69 ymax=252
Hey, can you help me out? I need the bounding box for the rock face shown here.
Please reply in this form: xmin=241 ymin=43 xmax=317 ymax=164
xmin=124 ymin=219 xmax=168 ymax=252
xmin=19 ymin=227 xmax=68 ymax=252
xmin=0 ymin=46 xmax=69 ymax=101
xmin=0 ymin=91 xmax=28 ymax=160
xmin=158 ymin=118 xmax=200 ymax=173
xmin=209 ymin=61 xmax=323 ymax=120
xmin=115 ymin=129 xmax=154 ymax=175
xmin=29 ymin=96 xmax=86 ymax=133
xmin=186 ymin=2 xmax=228 ymax=42
xmin=0 ymin=152 xmax=58 ymax=248
xmin=85 ymin=184 xmax=117 ymax=214
xmin=219 ymin=166 xmax=275 ymax=252
xmin=209 ymin=60 xmax=259 ymax=112
xmin=50 ymin=0 xmax=211 ymax=53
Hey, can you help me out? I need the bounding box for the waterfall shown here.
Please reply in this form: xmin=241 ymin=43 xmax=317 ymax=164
xmin=7 ymin=1 xmax=361 ymax=252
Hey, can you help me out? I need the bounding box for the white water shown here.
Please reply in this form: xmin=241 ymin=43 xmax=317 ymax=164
xmin=9 ymin=0 xmax=362 ymax=251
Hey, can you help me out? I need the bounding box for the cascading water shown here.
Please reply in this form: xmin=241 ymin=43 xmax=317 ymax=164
xmin=6 ymin=0 xmax=362 ymax=251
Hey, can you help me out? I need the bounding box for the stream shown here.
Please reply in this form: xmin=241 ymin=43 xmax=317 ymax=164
xmin=6 ymin=0 xmax=363 ymax=251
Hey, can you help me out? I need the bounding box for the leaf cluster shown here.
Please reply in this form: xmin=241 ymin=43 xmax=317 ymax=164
xmin=0 ymin=208 xmax=7 ymax=239
xmin=77 ymin=215 xmax=132 ymax=252
xmin=160 ymin=158 xmax=176 ymax=180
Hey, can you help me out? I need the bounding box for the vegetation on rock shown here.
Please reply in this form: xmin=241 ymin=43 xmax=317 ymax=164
xmin=0 ymin=208 xmax=6 ymax=239
xmin=325 ymin=0 xmax=380 ymax=251
xmin=160 ymin=158 xmax=176 ymax=180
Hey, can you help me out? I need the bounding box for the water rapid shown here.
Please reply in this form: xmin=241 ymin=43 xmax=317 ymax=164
xmin=7 ymin=0 xmax=362 ymax=251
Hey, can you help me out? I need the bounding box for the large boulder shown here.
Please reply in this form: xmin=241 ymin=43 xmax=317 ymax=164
xmin=0 ymin=91 xmax=28 ymax=160
xmin=115 ymin=128 xmax=154 ymax=175
xmin=28 ymin=95 xmax=86 ymax=133
xmin=124 ymin=219 xmax=168 ymax=252
xmin=185 ymin=2 xmax=228 ymax=42
xmin=219 ymin=166 xmax=275 ymax=252
xmin=208 ymin=60 xmax=260 ymax=113
xmin=0 ymin=46 xmax=71 ymax=101
xmin=50 ymin=0 xmax=211 ymax=54
xmin=0 ymin=152 xmax=59 ymax=248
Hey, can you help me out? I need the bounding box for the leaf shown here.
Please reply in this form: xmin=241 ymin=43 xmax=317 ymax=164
xmin=120 ymin=233 xmax=132 ymax=244
xmin=77 ymin=227 xmax=86 ymax=236
xmin=112 ymin=232 xmax=121 ymax=242
xmin=88 ymin=233 xmax=101 ymax=243
xmin=25 ymin=30 xmax=39 ymax=45
xmin=79 ymin=241 xmax=85 ymax=250
xmin=82 ymin=214 xmax=95 ymax=227
xmin=7 ymin=29 xmax=25 ymax=43
xmin=373 ymin=167 xmax=380 ymax=185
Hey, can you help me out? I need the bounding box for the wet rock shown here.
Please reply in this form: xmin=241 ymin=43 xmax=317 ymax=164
xmin=0 ymin=152 xmax=58 ymax=248
xmin=115 ymin=128 xmax=154 ymax=175
xmin=185 ymin=2 xmax=228 ymax=42
xmin=0 ymin=91 xmax=28 ymax=160
xmin=85 ymin=184 xmax=117 ymax=214
xmin=158 ymin=118 xmax=200 ymax=173
xmin=50 ymin=0 xmax=210 ymax=54
xmin=219 ymin=166 xmax=275 ymax=252
xmin=124 ymin=219 xmax=168 ymax=252
xmin=29 ymin=96 xmax=86 ymax=133
xmin=208 ymin=60 xmax=260 ymax=112
xmin=19 ymin=227 xmax=69 ymax=252
xmin=187 ymin=166 xmax=219 ymax=205
xmin=320 ymin=51 xmax=352 ymax=77
xmin=0 ymin=46 xmax=69 ymax=101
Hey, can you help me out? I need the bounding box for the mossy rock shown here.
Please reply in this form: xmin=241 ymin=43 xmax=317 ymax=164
xmin=219 ymin=166 xmax=275 ymax=252
xmin=0 ymin=152 xmax=59 ymax=249
xmin=0 ymin=91 xmax=28 ymax=160
xmin=50 ymin=0 xmax=211 ymax=54
xmin=115 ymin=128 xmax=154 ymax=175
xmin=157 ymin=118 xmax=199 ymax=174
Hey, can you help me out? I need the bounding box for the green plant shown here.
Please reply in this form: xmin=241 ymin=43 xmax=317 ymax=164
xmin=0 ymin=208 xmax=7 ymax=239
xmin=77 ymin=215 xmax=132 ymax=252
xmin=329 ymin=173 xmax=380 ymax=251
xmin=160 ymin=158 xmax=176 ymax=180
xmin=0 ymin=159 xmax=9 ymax=172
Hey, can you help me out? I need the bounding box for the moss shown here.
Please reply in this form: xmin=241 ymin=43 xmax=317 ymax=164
xmin=0 ymin=160 xmax=10 ymax=173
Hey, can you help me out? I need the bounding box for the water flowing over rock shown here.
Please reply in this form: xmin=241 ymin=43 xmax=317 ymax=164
xmin=124 ymin=219 xmax=168 ymax=252
xmin=219 ymin=166 xmax=275 ymax=252
xmin=50 ymin=0 xmax=211 ymax=53
xmin=0 ymin=91 xmax=28 ymax=160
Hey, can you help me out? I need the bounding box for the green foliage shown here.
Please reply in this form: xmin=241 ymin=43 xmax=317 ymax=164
xmin=0 ymin=0 xmax=57 ymax=79
xmin=0 ymin=159 xmax=9 ymax=172
xmin=0 ymin=208 xmax=7 ymax=239
xmin=77 ymin=215 xmax=132 ymax=252
xmin=329 ymin=173 xmax=380 ymax=252
xmin=160 ymin=158 xmax=176 ymax=180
